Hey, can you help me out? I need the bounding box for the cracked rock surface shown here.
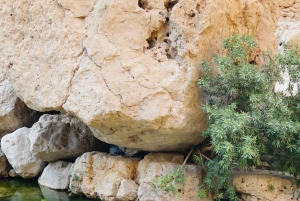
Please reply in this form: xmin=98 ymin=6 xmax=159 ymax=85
xmin=137 ymin=153 xmax=201 ymax=201
xmin=69 ymin=152 xmax=138 ymax=201
xmin=29 ymin=114 xmax=108 ymax=162
xmin=0 ymin=68 xmax=39 ymax=139
xmin=0 ymin=0 xmax=280 ymax=151
xmin=233 ymin=170 xmax=299 ymax=201
xmin=276 ymin=0 xmax=300 ymax=49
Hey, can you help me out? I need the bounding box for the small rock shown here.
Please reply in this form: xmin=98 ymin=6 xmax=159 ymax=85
xmin=38 ymin=161 xmax=73 ymax=190
xmin=119 ymin=147 xmax=140 ymax=157
xmin=1 ymin=127 xmax=45 ymax=178
xmin=29 ymin=114 xmax=108 ymax=162
xmin=137 ymin=153 xmax=201 ymax=201
xmin=8 ymin=169 xmax=19 ymax=178
xmin=116 ymin=179 xmax=138 ymax=201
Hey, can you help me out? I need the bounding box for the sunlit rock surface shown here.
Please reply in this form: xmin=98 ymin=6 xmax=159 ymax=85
xmin=38 ymin=161 xmax=73 ymax=190
xmin=233 ymin=169 xmax=299 ymax=201
xmin=0 ymin=68 xmax=39 ymax=139
xmin=1 ymin=128 xmax=45 ymax=179
xmin=29 ymin=114 xmax=108 ymax=162
xmin=0 ymin=0 xmax=280 ymax=151
xmin=69 ymin=152 xmax=138 ymax=201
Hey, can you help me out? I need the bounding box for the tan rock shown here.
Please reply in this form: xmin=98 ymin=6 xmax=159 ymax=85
xmin=0 ymin=0 xmax=280 ymax=151
xmin=0 ymin=0 xmax=85 ymax=112
xmin=233 ymin=169 xmax=299 ymax=201
xmin=276 ymin=0 xmax=300 ymax=46
xmin=57 ymin=0 xmax=97 ymax=17
xmin=0 ymin=69 xmax=39 ymax=139
xmin=116 ymin=179 xmax=138 ymax=201
xmin=280 ymin=0 xmax=296 ymax=8
xmin=279 ymin=0 xmax=300 ymax=22
xmin=137 ymin=153 xmax=201 ymax=201
xmin=69 ymin=152 xmax=138 ymax=201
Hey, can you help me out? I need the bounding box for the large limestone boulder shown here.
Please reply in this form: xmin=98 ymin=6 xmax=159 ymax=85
xmin=29 ymin=114 xmax=108 ymax=162
xmin=0 ymin=148 xmax=11 ymax=177
xmin=0 ymin=0 xmax=280 ymax=151
xmin=233 ymin=169 xmax=299 ymax=201
xmin=137 ymin=153 xmax=201 ymax=201
xmin=69 ymin=152 xmax=138 ymax=201
xmin=0 ymin=68 xmax=39 ymax=139
xmin=1 ymin=128 xmax=45 ymax=178
xmin=38 ymin=161 xmax=73 ymax=190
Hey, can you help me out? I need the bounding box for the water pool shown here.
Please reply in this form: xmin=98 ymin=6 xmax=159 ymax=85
xmin=0 ymin=178 xmax=95 ymax=201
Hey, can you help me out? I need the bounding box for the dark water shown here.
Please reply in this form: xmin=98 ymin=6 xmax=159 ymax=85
xmin=0 ymin=178 xmax=96 ymax=201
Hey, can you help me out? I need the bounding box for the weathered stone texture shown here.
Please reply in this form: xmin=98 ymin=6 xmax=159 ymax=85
xmin=233 ymin=170 xmax=299 ymax=201
xmin=38 ymin=161 xmax=73 ymax=190
xmin=116 ymin=179 xmax=138 ymax=201
xmin=276 ymin=0 xmax=300 ymax=47
xmin=137 ymin=153 xmax=201 ymax=201
xmin=69 ymin=152 xmax=203 ymax=201
xmin=69 ymin=152 xmax=138 ymax=201
xmin=0 ymin=0 xmax=280 ymax=151
xmin=279 ymin=0 xmax=300 ymax=22
xmin=29 ymin=114 xmax=108 ymax=162
xmin=1 ymin=127 xmax=45 ymax=178
xmin=0 ymin=68 xmax=39 ymax=139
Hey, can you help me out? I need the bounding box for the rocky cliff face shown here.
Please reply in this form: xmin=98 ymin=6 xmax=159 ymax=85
xmin=276 ymin=0 xmax=300 ymax=49
xmin=0 ymin=0 xmax=280 ymax=151
xmin=1 ymin=0 xmax=300 ymax=201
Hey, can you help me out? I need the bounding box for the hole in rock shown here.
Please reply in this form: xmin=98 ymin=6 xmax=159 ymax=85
xmin=165 ymin=0 xmax=179 ymax=11
xmin=147 ymin=38 xmax=155 ymax=49
xmin=138 ymin=0 xmax=147 ymax=10
xmin=146 ymin=31 xmax=159 ymax=49
xmin=189 ymin=12 xmax=195 ymax=17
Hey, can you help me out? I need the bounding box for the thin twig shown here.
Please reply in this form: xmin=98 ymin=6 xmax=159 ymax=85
xmin=197 ymin=149 xmax=212 ymax=161
xmin=183 ymin=148 xmax=194 ymax=165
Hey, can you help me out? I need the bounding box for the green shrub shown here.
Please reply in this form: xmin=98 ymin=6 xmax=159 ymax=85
xmin=152 ymin=165 xmax=186 ymax=195
xmin=198 ymin=35 xmax=300 ymax=200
